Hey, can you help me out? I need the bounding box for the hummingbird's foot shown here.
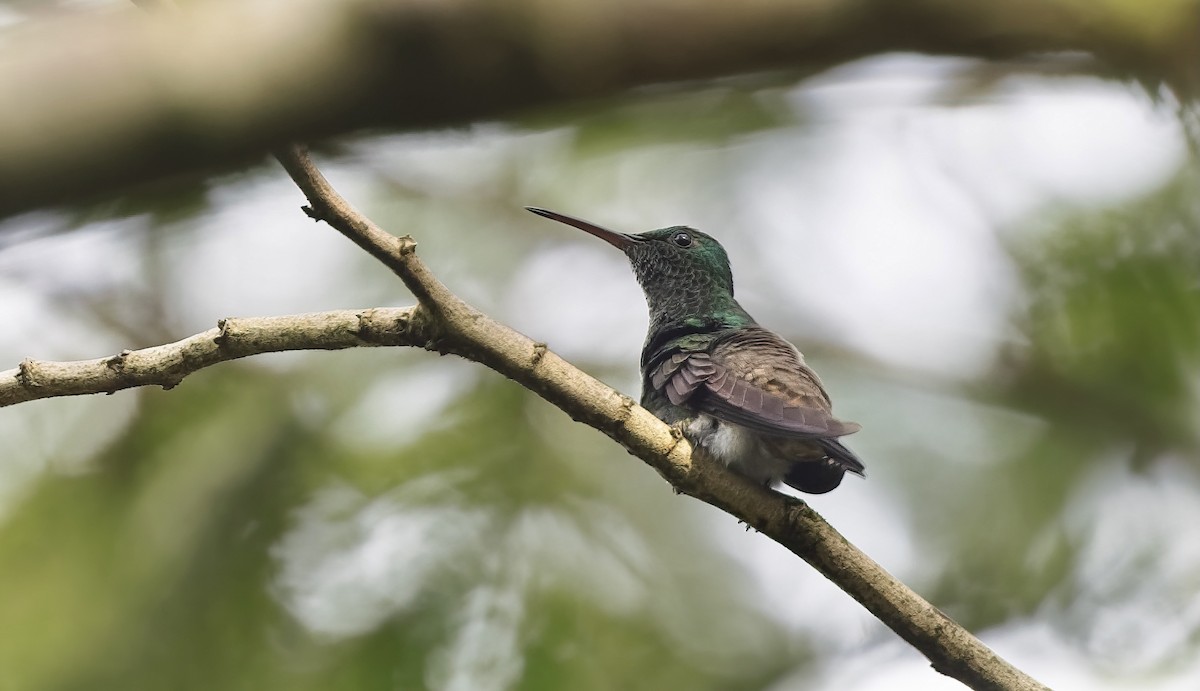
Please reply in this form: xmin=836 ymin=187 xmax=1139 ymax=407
xmin=668 ymin=421 xmax=689 ymax=440
xmin=742 ymin=520 xmax=765 ymax=534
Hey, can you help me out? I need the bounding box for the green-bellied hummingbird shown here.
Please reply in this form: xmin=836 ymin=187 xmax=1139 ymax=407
xmin=527 ymin=207 xmax=865 ymax=494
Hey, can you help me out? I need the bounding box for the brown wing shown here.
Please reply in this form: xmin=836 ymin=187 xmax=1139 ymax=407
xmin=650 ymin=327 xmax=861 ymax=439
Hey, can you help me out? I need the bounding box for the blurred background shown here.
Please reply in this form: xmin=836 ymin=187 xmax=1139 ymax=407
xmin=2 ymin=2 xmax=1199 ymax=690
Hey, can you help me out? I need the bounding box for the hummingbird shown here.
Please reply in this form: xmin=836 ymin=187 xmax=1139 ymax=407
xmin=527 ymin=207 xmax=865 ymax=494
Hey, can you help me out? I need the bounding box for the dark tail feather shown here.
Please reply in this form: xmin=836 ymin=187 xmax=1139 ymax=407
xmin=819 ymin=438 xmax=866 ymax=477
xmin=781 ymin=439 xmax=866 ymax=495
xmin=782 ymin=463 xmax=845 ymax=494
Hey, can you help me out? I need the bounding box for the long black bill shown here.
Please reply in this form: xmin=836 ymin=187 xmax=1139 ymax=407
xmin=525 ymin=207 xmax=639 ymax=250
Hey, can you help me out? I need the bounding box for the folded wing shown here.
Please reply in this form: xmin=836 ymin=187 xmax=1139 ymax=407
xmin=649 ymin=328 xmax=862 ymax=440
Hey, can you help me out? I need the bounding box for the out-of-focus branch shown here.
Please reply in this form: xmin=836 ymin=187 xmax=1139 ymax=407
xmin=275 ymin=145 xmax=1049 ymax=691
xmin=1 ymin=0 xmax=1198 ymax=218
xmin=0 ymin=308 xmax=421 ymax=407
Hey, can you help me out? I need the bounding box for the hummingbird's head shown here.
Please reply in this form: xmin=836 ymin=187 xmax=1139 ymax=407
xmin=621 ymin=225 xmax=735 ymax=296
xmin=526 ymin=207 xmax=741 ymax=323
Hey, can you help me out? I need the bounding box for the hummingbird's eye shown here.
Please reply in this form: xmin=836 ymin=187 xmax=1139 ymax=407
xmin=671 ymin=231 xmax=693 ymax=248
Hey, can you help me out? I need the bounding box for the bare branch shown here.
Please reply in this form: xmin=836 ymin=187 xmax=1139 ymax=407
xmin=0 ymin=308 xmax=422 ymax=407
xmin=1 ymin=0 xmax=1197 ymax=218
xmin=274 ymin=147 xmax=1049 ymax=691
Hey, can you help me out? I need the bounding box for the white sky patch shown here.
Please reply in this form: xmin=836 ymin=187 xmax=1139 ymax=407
xmin=506 ymin=242 xmax=646 ymax=364
xmin=740 ymin=60 xmax=1184 ymax=378
xmin=1058 ymin=461 xmax=1200 ymax=673
xmin=426 ymin=579 xmax=528 ymax=691
xmin=175 ymin=173 xmax=379 ymax=324
xmin=331 ymin=361 xmax=478 ymax=450
xmin=271 ymin=482 xmax=492 ymax=638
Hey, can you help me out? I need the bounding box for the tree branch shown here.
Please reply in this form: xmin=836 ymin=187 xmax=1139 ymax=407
xmin=275 ymin=147 xmax=1050 ymax=691
xmin=0 ymin=308 xmax=422 ymax=407
xmin=2 ymin=0 xmax=1198 ymax=218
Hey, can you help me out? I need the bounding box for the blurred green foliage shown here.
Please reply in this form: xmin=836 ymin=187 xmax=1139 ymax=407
xmin=1006 ymin=169 xmax=1200 ymax=454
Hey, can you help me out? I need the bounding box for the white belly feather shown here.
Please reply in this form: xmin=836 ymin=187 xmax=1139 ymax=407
xmin=685 ymin=414 xmax=792 ymax=487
